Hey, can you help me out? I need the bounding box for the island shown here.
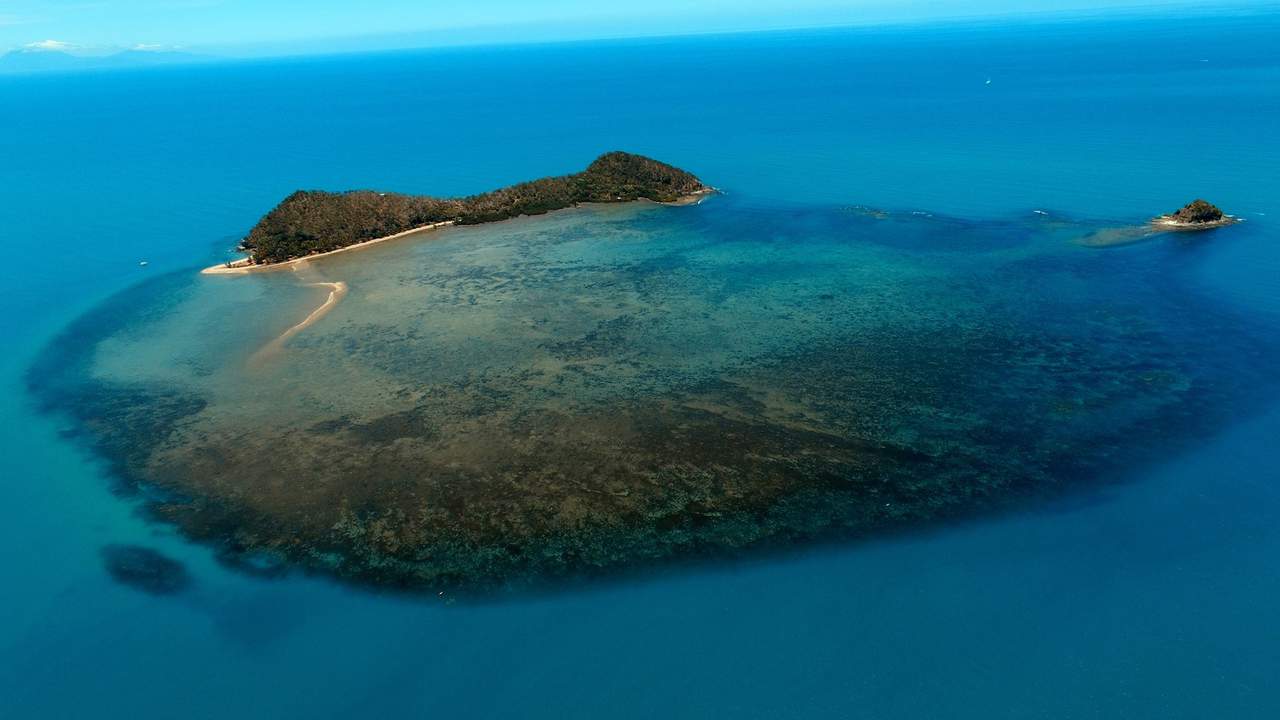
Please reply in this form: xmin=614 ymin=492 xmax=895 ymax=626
xmin=206 ymin=151 xmax=712 ymax=272
xmin=1151 ymin=199 xmax=1239 ymax=231
xmin=1080 ymin=198 xmax=1240 ymax=247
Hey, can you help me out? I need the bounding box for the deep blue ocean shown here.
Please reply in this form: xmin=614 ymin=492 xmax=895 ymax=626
xmin=3 ymin=11 xmax=1279 ymax=718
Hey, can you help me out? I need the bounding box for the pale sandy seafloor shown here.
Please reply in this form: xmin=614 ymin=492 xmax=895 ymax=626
xmin=29 ymin=197 xmax=1278 ymax=595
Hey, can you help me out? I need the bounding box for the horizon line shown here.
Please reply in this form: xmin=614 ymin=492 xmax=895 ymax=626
xmin=2 ymin=2 xmax=1272 ymax=66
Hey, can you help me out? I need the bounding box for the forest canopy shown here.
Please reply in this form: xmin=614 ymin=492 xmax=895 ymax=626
xmin=239 ymin=152 xmax=708 ymax=264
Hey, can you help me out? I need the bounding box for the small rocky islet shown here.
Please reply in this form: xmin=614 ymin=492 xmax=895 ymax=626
xmin=30 ymin=161 xmax=1271 ymax=596
xmin=1152 ymin=198 xmax=1238 ymax=230
xmin=1079 ymin=198 xmax=1239 ymax=247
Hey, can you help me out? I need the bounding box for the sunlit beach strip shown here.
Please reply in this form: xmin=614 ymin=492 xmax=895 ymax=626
xmin=202 ymin=220 xmax=456 ymax=275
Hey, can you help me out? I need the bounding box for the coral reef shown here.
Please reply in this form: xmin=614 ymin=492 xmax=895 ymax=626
xmin=34 ymin=201 xmax=1278 ymax=596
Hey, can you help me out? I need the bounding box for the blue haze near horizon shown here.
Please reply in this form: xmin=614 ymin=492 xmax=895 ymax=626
xmin=2 ymin=12 xmax=1280 ymax=718
xmin=0 ymin=1 xmax=1251 ymax=55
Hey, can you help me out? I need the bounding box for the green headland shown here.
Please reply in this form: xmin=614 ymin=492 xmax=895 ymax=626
xmin=214 ymin=152 xmax=711 ymax=269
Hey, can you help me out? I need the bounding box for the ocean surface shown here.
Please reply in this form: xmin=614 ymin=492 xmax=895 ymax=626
xmin=3 ymin=11 xmax=1280 ymax=718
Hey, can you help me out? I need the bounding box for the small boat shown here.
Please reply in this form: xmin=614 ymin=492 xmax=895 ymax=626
xmin=138 ymin=260 xmax=149 ymax=267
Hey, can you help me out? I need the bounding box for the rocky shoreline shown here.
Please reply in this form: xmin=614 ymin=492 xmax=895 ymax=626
xmin=1151 ymin=198 xmax=1240 ymax=231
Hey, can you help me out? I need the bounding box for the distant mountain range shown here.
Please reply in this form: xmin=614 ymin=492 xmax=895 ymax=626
xmin=0 ymin=49 xmax=214 ymax=74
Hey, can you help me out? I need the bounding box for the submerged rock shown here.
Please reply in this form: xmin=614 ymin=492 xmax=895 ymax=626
xmin=101 ymin=544 xmax=190 ymax=595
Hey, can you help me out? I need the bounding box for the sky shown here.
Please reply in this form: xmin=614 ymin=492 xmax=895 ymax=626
xmin=0 ymin=0 xmax=1256 ymax=56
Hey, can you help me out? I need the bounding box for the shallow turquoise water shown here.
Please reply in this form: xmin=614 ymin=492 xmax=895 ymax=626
xmin=3 ymin=11 xmax=1280 ymax=717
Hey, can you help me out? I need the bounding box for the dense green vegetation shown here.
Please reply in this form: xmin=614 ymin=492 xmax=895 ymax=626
xmin=239 ymin=152 xmax=708 ymax=264
xmin=1169 ymin=199 xmax=1225 ymax=224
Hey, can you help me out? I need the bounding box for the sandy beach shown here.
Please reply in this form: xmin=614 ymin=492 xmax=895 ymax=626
xmin=202 ymin=220 xmax=456 ymax=275
xmin=203 ymin=189 xmax=716 ymax=277
xmin=1080 ymin=214 xmax=1244 ymax=248
xmin=1150 ymin=214 xmax=1240 ymax=231
xmin=660 ymin=187 xmax=719 ymax=206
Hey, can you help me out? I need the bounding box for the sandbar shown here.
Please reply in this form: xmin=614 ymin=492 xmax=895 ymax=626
xmin=250 ymin=279 xmax=348 ymax=364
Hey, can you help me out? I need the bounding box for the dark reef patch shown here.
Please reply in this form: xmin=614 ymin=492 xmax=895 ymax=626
xmin=101 ymin=545 xmax=190 ymax=596
xmin=26 ymin=270 xmax=194 ymax=401
xmin=347 ymin=408 xmax=441 ymax=444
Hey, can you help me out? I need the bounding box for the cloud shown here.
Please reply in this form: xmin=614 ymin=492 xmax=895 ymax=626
xmin=23 ymin=39 xmax=77 ymax=51
xmin=132 ymin=43 xmax=182 ymax=52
